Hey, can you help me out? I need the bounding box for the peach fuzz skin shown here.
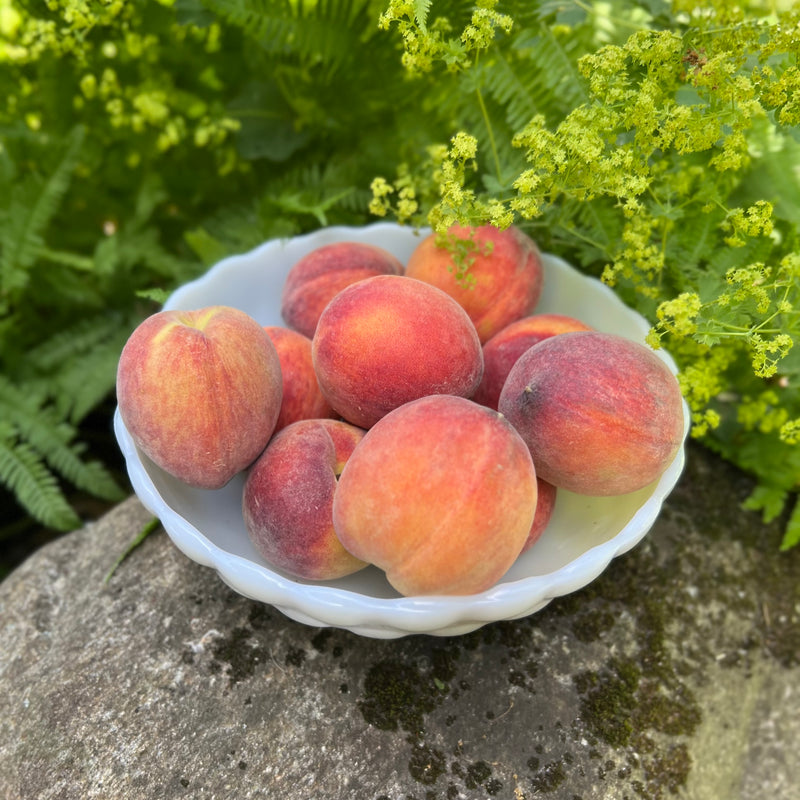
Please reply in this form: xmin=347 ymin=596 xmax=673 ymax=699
xmin=473 ymin=313 xmax=593 ymax=410
xmin=242 ymin=419 xmax=368 ymax=581
xmin=264 ymin=326 xmax=337 ymax=432
xmin=404 ymin=224 xmax=544 ymax=343
xmin=523 ymin=477 xmax=557 ymax=553
xmin=280 ymin=241 xmax=404 ymax=338
xmin=498 ymin=331 xmax=685 ymax=497
xmin=116 ymin=306 xmax=282 ymax=490
xmin=311 ymin=274 xmax=484 ymax=429
xmin=332 ymin=395 xmax=538 ymax=597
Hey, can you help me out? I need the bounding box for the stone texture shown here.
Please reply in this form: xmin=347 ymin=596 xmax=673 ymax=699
xmin=0 ymin=442 xmax=798 ymax=800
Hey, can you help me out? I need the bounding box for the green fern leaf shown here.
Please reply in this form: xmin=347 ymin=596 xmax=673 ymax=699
xmin=24 ymin=314 xmax=125 ymax=375
xmin=201 ymin=0 xmax=371 ymax=70
xmin=742 ymin=483 xmax=788 ymax=523
xmin=0 ymin=378 xmax=124 ymax=503
xmin=780 ymin=497 xmax=800 ymax=551
xmin=492 ymin=25 xmax=589 ymax=128
xmin=664 ymin=206 xmax=727 ymax=289
xmin=0 ymin=423 xmax=81 ymax=531
xmin=53 ymin=328 xmax=131 ymax=425
xmin=414 ymin=0 xmax=433 ymax=32
xmin=0 ymin=125 xmax=85 ymax=296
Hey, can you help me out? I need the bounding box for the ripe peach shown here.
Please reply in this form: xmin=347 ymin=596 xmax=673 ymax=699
xmin=473 ymin=313 xmax=593 ymax=410
xmin=312 ymin=274 xmax=484 ymax=429
xmin=523 ymin=478 xmax=557 ymax=553
xmin=243 ymin=419 xmax=368 ymax=580
xmin=117 ymin=306 xmax=282 ymax=489
xmin=332 ymin=395 xmax=538 ymax=596
xmin=404 ymin=224 xmax=544 ymax=343
xmin=498 ymin=331 xmax=685 ymax=496
xmin=281 ymin=241 xmax=404 ymax=338
xmin=264 ymin=326 xmax=337 ymax=432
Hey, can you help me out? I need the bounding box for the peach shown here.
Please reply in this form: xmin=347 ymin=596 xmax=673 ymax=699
xmin=116 ymin=306 xmax=282 ymax=489
xmin=404 ymin=224 xmax=544 ymax=343
xmin=242 ymin=419 xmax=368 ymax=581
xmin=264 ymin=326 xmax=337 ymax=432
xmin=312 ymin=274 xmax=484 ymax=429
xmin=281 ymin=241 xmax=404 ymax=338
xmin=498 ymin=331 xmax=685 ymax=496
xmin=332 ymin=395 xmax=538 ymax=596
xmin=523 ymin=478 xmax=557 ymax=553
xmin=473 ymin=313 xmax=593 ymax=410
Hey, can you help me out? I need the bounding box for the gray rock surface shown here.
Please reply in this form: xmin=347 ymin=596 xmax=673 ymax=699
xmin=1 ymin=442 xmax=798 ymax=800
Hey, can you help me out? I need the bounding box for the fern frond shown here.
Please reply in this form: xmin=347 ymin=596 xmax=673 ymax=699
xmin=24 ymin=313 xmax=124 ymax=374
xmin=17 ymin=312 xmax=133 ymax=425
xmin=0 ymin=125 xmax=85 ymax=295
xmin=705 ymin=235 xmax=775 ymax=276
xmin=413 ymin=0 xmax=433 ymax=32
xmin=260 ymin=161 xmax=359 ymax=225
xmin=0 ymin=378 xmax=124 ymax=503
xmin=486 ymin=26 xmax=590 ymax=131
xmin=26 ymin=245 xmax=94 ymax=271
xmin=201 ymin=0 xmax=372 ymax=70
xmin=664 ymin=206 xmax=726 ymax=289
xmin=185 ymin=202 xmax=280 ymax=266
xmin=52 ymin=328 xmax=131 ymax=425
xmin=539 ymin=197 xmax=622 ymax=266
xmin=0 ymin=423 xmax=81 ymax=531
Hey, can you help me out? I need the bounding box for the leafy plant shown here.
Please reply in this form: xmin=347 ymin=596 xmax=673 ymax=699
xmin=369 ymin=0 xmax=800 ymax=549
xmin=0 ymin=0 xmax=436 ymax=539
xmin=1 ymin=0 xmax=798 ymax=553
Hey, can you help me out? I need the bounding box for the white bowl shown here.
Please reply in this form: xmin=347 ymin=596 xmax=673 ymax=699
xmin=114 ymin=222 xmax=690 ymax=638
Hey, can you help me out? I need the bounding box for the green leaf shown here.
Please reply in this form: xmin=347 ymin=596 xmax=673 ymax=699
xmin=0 ymin=376 xmax=125 ymax=501
xmin=136 ymin=287 xmax=171 ymax=305
xmin=0 ymin=125 xmax=85 ymax=294
xmin=0 ymin=424 xmax=81 ymax=532
xmin=742 ymin=484 xmax=788 ymax=523
xmin=780 ymin=497 xmax=800 ymax=551
xmin=414 ymin=0 xmax=432 ymax=33
xmin=105 ymin=517 xmax=161 ymax=582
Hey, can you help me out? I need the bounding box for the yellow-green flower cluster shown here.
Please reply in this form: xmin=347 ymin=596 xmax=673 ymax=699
xmin=6 ymin=0 xmax=241 ymax=174
xmin=667 ymin=338 xmax=735 ymax=437
xmin=723 ymin=201 xmax=774 ymax=247
xmin=378 ymin=0 xmax=513 ymax=75
xmin=368 ymin=167 xmax=419 ymax=224
xmin=1 ymin=0 xmax=129 ymax=63
xmin=738 ymin=389 xmax=790 ymax=435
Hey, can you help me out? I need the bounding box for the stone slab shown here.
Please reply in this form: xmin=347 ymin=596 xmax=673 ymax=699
xmin=1 ymin=443 xmax=798 ymax=799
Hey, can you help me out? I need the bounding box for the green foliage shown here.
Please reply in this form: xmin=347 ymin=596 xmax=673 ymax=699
xmin=0 ymin=0 xmax=437 ymax=536
xmin=1 ymin=0 xmax=798 ymax=553
xmin=370 ymin=0 xmax=800 ymax=548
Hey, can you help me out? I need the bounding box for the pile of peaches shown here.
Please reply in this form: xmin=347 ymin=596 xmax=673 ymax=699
xmin=116 ymin=225 xmax=686 ymax=597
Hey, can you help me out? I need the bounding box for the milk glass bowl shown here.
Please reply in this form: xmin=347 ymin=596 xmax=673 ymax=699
xmin=114 ymin=223 xmax=690 ymax=638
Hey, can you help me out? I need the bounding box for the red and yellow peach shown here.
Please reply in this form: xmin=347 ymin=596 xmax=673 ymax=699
xmin=281 ymin=241 xmax=404 ymax=338
xmin=498 ymin=331 xmax=685 ymax=496
xmin=311 ymin=274 xmax=484 ymax=429
xmin=404 ymin=224 xmax=544 ymax=343
xmin=116 ymin=306 xmax=282 ymax=489
xmin=332 ymin=395 xmax=538 ymax=596
xmin=473 ymin=313 xmax=593 ymax=410
xmin=243 ymin=418 xmax=368 ymax=580
xmin=264 ymin=326 xmax=337 ymax=432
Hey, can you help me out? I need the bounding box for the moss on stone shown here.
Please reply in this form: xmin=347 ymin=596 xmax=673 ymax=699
xmin=358 ymin=660 xmax=441 ymax=734
xmin=210 ymin=625 xmax=270 ymax=685
xmin=464 ymin=760 xmax=492 ymax=789
xmin=529 ymin=759 xmax=568 ymax=793
xmin=408 ymin=743 xmax=447 ymax=785
xmin=575 ymin=658 xmax=641 ymax=748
